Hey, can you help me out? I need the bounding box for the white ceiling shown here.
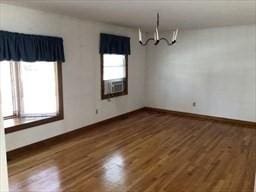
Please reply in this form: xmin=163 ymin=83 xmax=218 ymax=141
xmin=3 ymin=0 xmax=256 ymax=31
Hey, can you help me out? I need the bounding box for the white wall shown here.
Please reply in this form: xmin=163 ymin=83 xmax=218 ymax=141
xmin=0 ymin=70 xmax=9 ymax=191
xmin=0 ymin=4 xmax=146 ymax=151
xmin=146 ymin=25 xmax=256 ymax=122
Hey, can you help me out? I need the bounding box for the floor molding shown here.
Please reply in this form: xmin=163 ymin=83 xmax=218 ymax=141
xmin=7 ymin=108 xmax=145 ymax=160
xmin=144 ymin=107 xmax=256 ymax=128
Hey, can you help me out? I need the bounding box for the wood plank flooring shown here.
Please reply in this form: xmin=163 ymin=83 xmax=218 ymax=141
xmin=8 ymin=111 xmax=256 ymax=192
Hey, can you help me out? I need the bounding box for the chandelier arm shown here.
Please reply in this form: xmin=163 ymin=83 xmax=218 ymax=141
xmin=157 ymin=13 xmax=159 ymax=28
xmin=139 ymin=38 xmax=155 ymax=46
xmin=159 ymin=38 xmax=176 ymax=46
xmin=154 ymin=39 xmax=160 ymax=45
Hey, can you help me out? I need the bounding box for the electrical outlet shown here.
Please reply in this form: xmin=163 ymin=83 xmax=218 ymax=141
xmin=193 ymin=102 xmax=196 ymax=107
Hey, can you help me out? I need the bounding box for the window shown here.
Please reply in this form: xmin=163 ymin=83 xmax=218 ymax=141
xmin=0 ymin=61 xmax=63 ymax=133
xmin=101 ymin=54 xmax=128 ymax=99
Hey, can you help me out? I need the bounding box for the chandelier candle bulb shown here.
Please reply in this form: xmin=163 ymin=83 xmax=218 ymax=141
xmin=139 ymin=28 xmax=142 ymax=42
xmin=175 ymin=29 xmax=179 ymax=40
xmin=156 ymin=27 xmax=159 ymax=40
xmin=172 ymin=31 xmax=176 ymax=42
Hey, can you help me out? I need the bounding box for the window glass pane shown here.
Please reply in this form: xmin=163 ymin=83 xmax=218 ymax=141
xmin=103 ymin=54 xmax=126 ymax=80
xmin=20 ymin=61 xmax=58 ymax=116
xmin=103 ymin=54 xmax=125 ymax=67
xmin=0 ymin=61 xmax=14 ymax=117
xmin=104 ymin=66 xmax=125 ymax=81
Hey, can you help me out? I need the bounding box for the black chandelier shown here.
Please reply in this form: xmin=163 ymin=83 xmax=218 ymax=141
xmin=139 ymin=13 xmax=178 ymax=46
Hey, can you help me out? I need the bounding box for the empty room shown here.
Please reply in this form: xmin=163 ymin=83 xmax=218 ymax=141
xmin=0 ymin=1 xmax=256 ymax=192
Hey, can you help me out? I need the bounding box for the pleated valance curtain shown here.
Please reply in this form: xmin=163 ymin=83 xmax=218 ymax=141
xmin=0 ymin=30 xmax=65 ymax=62
xmin=100 ymin=33 xmax=131 ymax=55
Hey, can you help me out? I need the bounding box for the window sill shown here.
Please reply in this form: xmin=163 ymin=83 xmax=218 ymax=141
xmin=102 ymin=91 xmax=128 ymax=100
xmin=4 ymin=115 xmax=64 ymax=134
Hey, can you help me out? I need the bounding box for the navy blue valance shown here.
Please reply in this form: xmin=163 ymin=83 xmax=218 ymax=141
xmin=100 ymin=33 xmax=130 ymax=55
xmin=0 ymin=30 xmax=65 ymax=62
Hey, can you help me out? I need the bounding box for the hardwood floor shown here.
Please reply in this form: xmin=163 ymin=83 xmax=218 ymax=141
xmin=8 ymin=111 xmax=256 ymax=192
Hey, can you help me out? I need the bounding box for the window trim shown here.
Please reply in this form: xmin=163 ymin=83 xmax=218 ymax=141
xmin=101 ymin=54 xmax=128 ymax=100
xmin=4 ymin=61 xmax=64 ymax=134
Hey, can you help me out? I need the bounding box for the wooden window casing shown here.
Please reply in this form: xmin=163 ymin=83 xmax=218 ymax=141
xmin=2 ymin=61 xmax=64 ymax=134
xmin=101 ymin=54 xmax=128 ymax=100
